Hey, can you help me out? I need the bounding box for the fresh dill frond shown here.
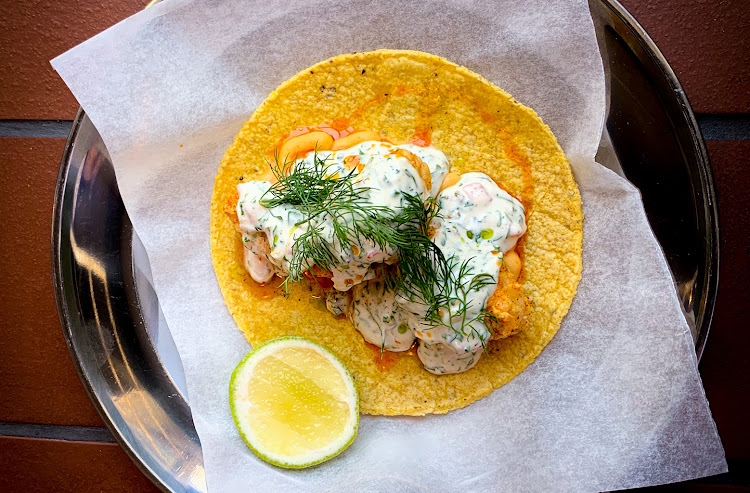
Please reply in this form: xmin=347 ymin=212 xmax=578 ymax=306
xmin=257 ymin=149 xmax=495 ymax=342
xmin=426 ymin=258 xmax=496 ymax=351
xmin=260 ymin=150 xmax=448 ymax=301
xmin=260 ymin=149 xmax=350 ymax=209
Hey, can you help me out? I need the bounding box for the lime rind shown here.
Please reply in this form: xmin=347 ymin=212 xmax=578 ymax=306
xmin=229 ymin=336 xmax=359 ymax=469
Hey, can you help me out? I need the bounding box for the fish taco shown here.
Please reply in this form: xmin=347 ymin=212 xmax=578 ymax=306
xmin=210 ymin=49 xmax=582 ymax=415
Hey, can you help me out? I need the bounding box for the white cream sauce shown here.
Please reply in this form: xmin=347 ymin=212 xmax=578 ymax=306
xmin=235 ymin=141 xmax=525 ymax=375
xmin=413 ymin=173 xmax=526 ymax=373
xmin=236 ymin=141 xmax=448 ymax=290
xmin=349 ymin=280 xmax=416 ymax=351
xmin=325 ymin=289 xmax=349 ymax=316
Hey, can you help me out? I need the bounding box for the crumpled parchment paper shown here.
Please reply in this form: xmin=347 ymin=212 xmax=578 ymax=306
xmin=52 ymin=0 xmax=727 ymax=491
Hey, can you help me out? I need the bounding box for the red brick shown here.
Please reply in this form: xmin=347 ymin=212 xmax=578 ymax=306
xmin=620 ymin=0 xmax=750 ymax=113
xmin=0 ymin=0 xmax=148 ymax=119
xmin=0 ymin=138 xmax=103 ymax=426
xmin=1 ymin=1 xmax=747 ymax=118
xmin=0 ymin=437 xmax=160 ymax=492
xmin=698 ymin=141 xmax=750 ymax=460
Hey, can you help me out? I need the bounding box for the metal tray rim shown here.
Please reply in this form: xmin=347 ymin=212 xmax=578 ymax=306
xmin=601 ymin=0 xmax=720 ymax=361
xmin=51 ymin=109 xmax=171 ymax=492
xmin=51 ymin=0 xmax=721 ymax=491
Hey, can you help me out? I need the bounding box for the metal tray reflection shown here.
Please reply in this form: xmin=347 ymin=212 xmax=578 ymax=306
xmin=51 ymin=1 xmax=719 ymax=491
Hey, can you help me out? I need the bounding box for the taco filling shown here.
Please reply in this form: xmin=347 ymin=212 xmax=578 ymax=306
xmin=211 ymin=49 xmax=582 ymax=415
xmin=225 ymin=136 xmax=529 ymax=374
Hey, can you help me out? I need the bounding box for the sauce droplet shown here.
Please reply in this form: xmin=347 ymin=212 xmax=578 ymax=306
xmin=243 ymin=275 xmax=283 ymax=300
xmin=410 ymin=127 xmax=432 ymax=147
xmin=365 ymin=342 xmax=417 ymax=371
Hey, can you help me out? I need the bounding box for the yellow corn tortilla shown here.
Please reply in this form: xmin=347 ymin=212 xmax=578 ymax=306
xmin=210 ymin=49 xmax=582 ymax=415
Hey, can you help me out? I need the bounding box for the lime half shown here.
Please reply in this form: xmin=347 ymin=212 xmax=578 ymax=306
xmin=229 ymin=337 xmax=359 ymax=468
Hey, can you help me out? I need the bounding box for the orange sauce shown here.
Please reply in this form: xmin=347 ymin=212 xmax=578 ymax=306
xmin=280 ymin=83 xmax=534 ymax=214
xmin=348 ymin=94 xmax=388 ymax=122
xmin=233 ymin=235 xmax=283 ymax=299
xmin=303 ymin=270 xmax=334 ymax=290
xmin=366 ymin=342 xmax=417 ymax=371
xmin=410 ymin=127 xmax=431 ymax=147
xmin=270 ymin=119 xmax=397 ymax=159
xmin=514 ymin=238 xmax=527 ymax=283
xmin=255 ymin=81 xmax=535 ymax=294
xmin=243 ymin=275 xmax=283 ymax=300
xmin=347 ymin=83 xmax=534 ymax=268
xmin=345 ymin=82 xmax=536 ymax=211
xmin=286 ymin=119 xmax=354 ymax=140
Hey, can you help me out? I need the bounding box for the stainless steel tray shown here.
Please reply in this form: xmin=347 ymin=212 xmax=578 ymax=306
xmin=51 ymin=1 xmax=719 ymax=491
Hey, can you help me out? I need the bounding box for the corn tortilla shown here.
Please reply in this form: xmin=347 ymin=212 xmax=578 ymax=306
xmin=210 ymin=50 xmax=582 ymax=415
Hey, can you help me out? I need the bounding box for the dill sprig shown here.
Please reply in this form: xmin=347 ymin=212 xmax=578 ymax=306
xmin=259 ymin=151 xmax=448 ymax=300
xmin=257 ymin=150 xmax=496 ymax=344
xmin=425 ymin=258 xmax=496 ymax=351
xmin=260 ymin=150 xmax=350 ymax=209
xmin=382 ymin=193 xmax=451 ymax=303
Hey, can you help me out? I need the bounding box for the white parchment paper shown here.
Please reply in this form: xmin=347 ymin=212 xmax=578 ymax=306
xmin=52 ymin=0 xmax=727 ymax=491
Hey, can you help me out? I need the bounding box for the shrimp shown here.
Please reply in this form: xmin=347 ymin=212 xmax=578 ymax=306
xmin=391 ymin=148 xmax=432 ymax=192
xmin=226 ymin=189 xmax=333 ymax=283
xmin=485 ymin=248 xmax=530 ymax=339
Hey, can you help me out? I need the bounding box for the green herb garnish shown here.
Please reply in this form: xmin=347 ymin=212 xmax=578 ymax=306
xmin=426 ymin=258 xmax=496 ymax=350
xmin=259 ymin=150 xmax=449 ymax=302
xmin=257 ymin=150 xmax=491 ymax=343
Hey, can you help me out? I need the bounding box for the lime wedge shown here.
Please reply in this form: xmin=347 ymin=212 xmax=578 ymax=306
xmin=229 ymin=337 xmax=359 ymax=468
